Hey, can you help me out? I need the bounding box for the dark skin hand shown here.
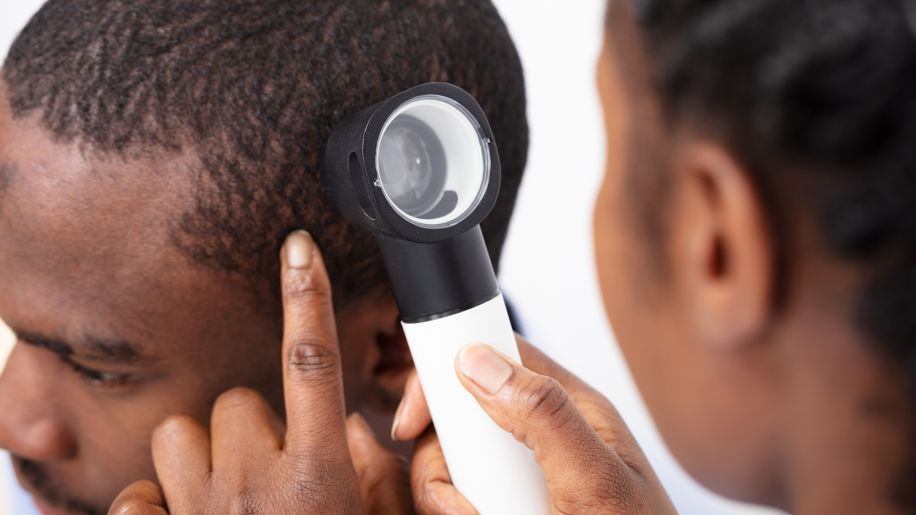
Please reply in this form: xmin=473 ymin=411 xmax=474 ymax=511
xmin=394 ymin=339 xmax=677 ymax=515
xmin=108 ymin=231 xmax=410 ymax=514
xmin=108 ymin=232 xmax=673 ymax=514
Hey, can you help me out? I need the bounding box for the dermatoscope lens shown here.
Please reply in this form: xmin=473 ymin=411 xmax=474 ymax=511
xmin=376 ymin=95 xmax=490 ymax=229
xmin=377 ymin=115 xmax=448 ymax=218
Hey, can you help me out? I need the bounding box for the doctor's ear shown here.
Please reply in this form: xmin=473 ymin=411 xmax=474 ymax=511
xmin=668 ymin=142 xmax=775 ymax=350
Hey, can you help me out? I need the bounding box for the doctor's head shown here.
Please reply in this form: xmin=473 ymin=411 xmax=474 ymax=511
xmin=595 ymin=0 xmax=916 ymax=510
xmin=0 ymin=1 xmax=528 ymax=513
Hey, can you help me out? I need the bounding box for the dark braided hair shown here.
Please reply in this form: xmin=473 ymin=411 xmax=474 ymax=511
xmin=615 ymin=0 xmax=916 ymax=507
xmin=2 ymin=0 xmax=528 ymax=306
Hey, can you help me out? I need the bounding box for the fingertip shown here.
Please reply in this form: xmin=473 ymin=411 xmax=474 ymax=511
xmin=391 ymin=371 xmax=431 ymax=442
xmin=149 ymin=414 xmax=211 ymax=485
xmin=279 ymin=230 xmax=332 ymax=305
xmin=348 ymin=412 xmax=393 ymax=476
xmin=347 ymin=412 xmax=374 ymax=438
xmin=347 ymin=412 xmax=382 ymax=453
xmin=390 ymin=399 xmax=406 ymax=442
xmin=282 ymin=230 xmax=316 ymax=270
xmin=151 ymin=415 xmax=196 ymax=448
xmin=109 ymin=480 xmax=168 ymax=515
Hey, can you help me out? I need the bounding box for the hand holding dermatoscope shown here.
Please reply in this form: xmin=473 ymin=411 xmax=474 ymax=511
xmin=322 ymin=83 xmax=550 ymax=514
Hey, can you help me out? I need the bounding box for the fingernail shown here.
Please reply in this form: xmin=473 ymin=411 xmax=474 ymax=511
xmin=390 ymin=398 xmax=406 ymax=441
xmin=285 ymin=230 xmax=314 ymax=269
xmin=458 ymin=344 xmax=513 ymax=395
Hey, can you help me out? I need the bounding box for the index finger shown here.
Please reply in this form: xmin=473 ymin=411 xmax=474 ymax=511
xmin=515 ymin=336 xmax=634 ymax=442
xmin=279 ymin=230 xmax=349 ymax=457
xmin=517 ymin=336 xmax=620 ymax=405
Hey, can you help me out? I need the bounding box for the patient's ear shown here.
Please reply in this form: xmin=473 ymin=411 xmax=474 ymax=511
xmin=374 ymin=297 xmax=412 ymax=377
xmin=669 ymin=142 xmax=774 ymax=350
xmin=355 ymin=296 xmax=413 ymax=404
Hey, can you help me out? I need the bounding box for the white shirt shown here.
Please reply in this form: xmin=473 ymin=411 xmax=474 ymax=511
xmin=2 ymin=452 xmax=39 ymax=515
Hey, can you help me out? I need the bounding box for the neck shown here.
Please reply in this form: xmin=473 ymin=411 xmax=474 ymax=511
xmin=777 ymin=305 xmax=913 ymax=514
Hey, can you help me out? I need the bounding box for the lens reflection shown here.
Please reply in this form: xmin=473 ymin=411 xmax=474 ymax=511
xmin=377 ymin=115 xmax=447 ymax=218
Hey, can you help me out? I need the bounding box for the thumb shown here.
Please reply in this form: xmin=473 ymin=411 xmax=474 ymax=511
xmin=346 ymin=413 xmax=412 ymax=515
xmin=455 ymin=344 xmax=635 ymax=506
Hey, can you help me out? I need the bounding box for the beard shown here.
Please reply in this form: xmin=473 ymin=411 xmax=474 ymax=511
xmin=12 ymin=456 xmax=105 ymax=515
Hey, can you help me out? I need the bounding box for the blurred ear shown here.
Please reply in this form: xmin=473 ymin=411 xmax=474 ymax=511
xmin=670 ymin=142 xmax=774 ymax=350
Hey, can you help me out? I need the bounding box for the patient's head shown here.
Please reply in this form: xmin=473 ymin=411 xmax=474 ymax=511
xmin=0 ymin=1 xmax=527 ymax=513
xmin=595 ymin=0 xmax=916 ymax=510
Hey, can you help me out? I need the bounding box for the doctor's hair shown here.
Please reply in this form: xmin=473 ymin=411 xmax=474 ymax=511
xmin=610 ymin=0 xmax=916 ymax=506
xmin=1 ymin=0 xmax=528 ymax=305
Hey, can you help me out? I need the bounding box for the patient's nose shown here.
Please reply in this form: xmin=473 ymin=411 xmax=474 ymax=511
xmin=0 ymin=343 xmax=77 ymax=462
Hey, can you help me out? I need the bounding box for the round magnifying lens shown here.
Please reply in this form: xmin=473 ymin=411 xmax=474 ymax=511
xmin=376 ymin=95 xmax=490 ymax=229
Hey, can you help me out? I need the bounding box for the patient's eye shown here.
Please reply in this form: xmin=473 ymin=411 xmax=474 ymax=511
xmin=14 ymin=332 xmax=139 ymax=389
xmin=63 ymin=357 xmax=133 ymax=389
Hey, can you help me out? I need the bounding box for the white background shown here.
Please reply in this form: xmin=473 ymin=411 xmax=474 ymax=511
xmin=0 ymin=1 xmax=779 ymax=514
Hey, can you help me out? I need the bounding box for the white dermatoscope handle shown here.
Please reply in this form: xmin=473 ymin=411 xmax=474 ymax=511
xmin=402 ymin=294 xmax=551 ymax=515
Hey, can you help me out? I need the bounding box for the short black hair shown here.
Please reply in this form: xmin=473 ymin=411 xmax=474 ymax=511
xmin=611 ymin=0 xmax=916 ymax=506
xmin=2 ymin=0 xmax=528 ymax=305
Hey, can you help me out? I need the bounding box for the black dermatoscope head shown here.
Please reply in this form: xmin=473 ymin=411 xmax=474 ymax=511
xmin=322 ymin=83 xmax=503 ymax=322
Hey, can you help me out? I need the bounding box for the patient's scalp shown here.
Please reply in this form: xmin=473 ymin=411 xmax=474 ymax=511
xmin=2 ymin=0 xmax=529 ymax=308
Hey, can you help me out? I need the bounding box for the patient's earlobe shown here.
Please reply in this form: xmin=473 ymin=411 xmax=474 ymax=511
xmin=673 ymin=142 xmax=774 ymax=351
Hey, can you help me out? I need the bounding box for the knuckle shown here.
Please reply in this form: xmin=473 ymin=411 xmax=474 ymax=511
xmin=287 ymin=340 xmax=339 ymax=376
xmin=410 ymin=448 xmax=448 ymax=514
xmin=291 ymin=474 xmax=323 ymax=504
xmin=214 ymin=387 xmax=265 ymax=415
xmin=228 ymin=491 xmax=265 ymax=515
xmin=555 ymin=458 xmax=645 ymax=514
xmin=283 ymin=268 xmax=323 ymax=300
xmin=413 ymin=489 xmax=436 ymax=515
xmin=517 ymin=375 xmax=571 ymax=423
xmin=152 ymin=414 xmax=198 ymax=444
xmin=412 ymin=478 xmax=442 ymax=515
xmin=286 ymin=469 xmax=361 ymax=513
xmin=409 ymin=457 xmax=430 ymax=498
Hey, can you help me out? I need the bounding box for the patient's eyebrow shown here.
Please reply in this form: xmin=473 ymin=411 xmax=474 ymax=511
xmin=16 ymin=330 xmax=155 ymax=364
